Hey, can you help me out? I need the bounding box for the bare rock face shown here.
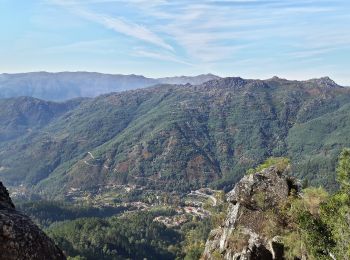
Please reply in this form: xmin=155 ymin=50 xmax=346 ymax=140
xmin=202 ymin=166 xmax=300 ymax=260
xmin=0 ymin=182 xmax=66 ymax=260
xmin=306 ymin=76 xmax=341 ymax=88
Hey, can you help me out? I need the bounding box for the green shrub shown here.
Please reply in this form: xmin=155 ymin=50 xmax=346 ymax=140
xmin=246 ymin=157 xmax=290 ymax=175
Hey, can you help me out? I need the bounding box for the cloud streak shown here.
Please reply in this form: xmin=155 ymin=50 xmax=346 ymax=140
xmin=50 ymin=0 xmax=350 ymax=66
xmin=51 ymin=0 xmax=173 ymax=51
xmin=43 ymin=0 xmax=350 ymax=84
xmin=134 ymin=48 xmax=193 ymax=66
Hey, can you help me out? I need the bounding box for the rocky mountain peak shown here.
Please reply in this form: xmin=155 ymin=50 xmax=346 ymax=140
xmin=202 ymin=77 xmax=247 ymax=89
xmin=269 ymin=76 xmax=288 ymax=82
xmin=203 ymin=165 xmax=300 ymax=259
xmin=0 ymin=182 xmax=66 ymax=259
xmin=306 ymin=76 xmax=341 ymax=88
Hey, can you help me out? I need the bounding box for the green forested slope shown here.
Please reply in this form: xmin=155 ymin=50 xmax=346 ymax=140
xmin=0 ymin=96 xmax=84 ymax=142
xmin=1 ymin=76 xmax=349 ymax=196
xmin=47 ymin=211 xmax=182 ymax=260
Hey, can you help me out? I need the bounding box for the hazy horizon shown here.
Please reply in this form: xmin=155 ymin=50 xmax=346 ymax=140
xmin=1 ymin=0 xmax=349 ymax=85
xmin=0 ymin=70 xmax=346 ymax=86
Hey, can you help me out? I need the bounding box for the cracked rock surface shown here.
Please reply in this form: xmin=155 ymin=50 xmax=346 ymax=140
xmin=202 ymin=166 xmax=299 ymax=260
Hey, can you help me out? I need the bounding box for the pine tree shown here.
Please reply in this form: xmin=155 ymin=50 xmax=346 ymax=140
xmin=336 ymin=148 xmax=350 ymax=192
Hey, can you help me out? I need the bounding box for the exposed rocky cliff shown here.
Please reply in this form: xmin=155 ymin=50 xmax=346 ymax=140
xmin=203 ymin=165 xmax=300 ymax=259
xmin=0 ymin=181 xmax=66 ymax=260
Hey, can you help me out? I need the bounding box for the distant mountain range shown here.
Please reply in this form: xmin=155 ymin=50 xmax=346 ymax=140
xmin=0 ymin=72 xmax=220 ymax=101
xmin=0 ymin=75 xmax=349 ymax=198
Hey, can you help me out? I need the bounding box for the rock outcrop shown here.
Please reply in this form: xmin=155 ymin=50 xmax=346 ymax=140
xmin=202 ymin=165 xmax=300 ymax=260
xmin=306 ymin=76 xmax=341 ymax=88
xmin=0 ymin=181 xmax=66 ymax=260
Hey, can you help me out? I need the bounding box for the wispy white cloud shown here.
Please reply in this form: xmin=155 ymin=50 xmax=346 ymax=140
xmin=133 ymin=48 xmax=193 ymax=66
xmin=78 ymin=10 xmax=174 ymax=51
xmin=51 ymin=0 xmax=173 ymax=51
xmin=132 ymin=0 xmax=348 ymax=66
xmin=46 ymin=0 xmax=350 ymax=82
xmin=43 ymin=39 xmax=120 ymax=54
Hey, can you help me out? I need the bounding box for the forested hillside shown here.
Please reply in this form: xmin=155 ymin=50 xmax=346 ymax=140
xmin=15 ymin=152 xmax=350 ymax=260
xmin=1 ymin=76 xmax=350 ymax=198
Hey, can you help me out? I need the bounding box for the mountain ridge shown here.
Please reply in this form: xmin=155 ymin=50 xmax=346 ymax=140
xmin=1 ymin=72 xmax=345 ymax=102
xmin=1 ymin=76 xmax=350 ymax=199
xmin=0 ymin=72 xmax=221 ymax=101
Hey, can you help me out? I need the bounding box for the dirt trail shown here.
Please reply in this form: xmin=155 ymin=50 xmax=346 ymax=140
xmin=189 ymin=190 xmax=217 ymax=206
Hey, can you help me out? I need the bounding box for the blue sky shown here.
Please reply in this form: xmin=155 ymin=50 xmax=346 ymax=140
xmin=0 ymin=0 xmax=349 ymax=84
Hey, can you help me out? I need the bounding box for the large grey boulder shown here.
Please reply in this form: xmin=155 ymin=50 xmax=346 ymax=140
xmin=0 ymin=181 xmax=66 ymax=260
